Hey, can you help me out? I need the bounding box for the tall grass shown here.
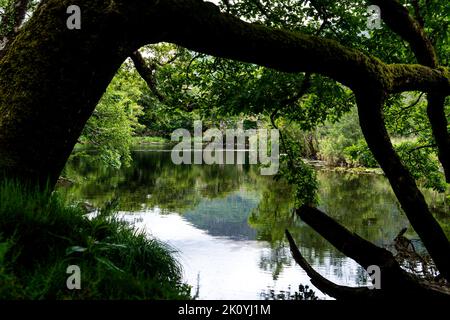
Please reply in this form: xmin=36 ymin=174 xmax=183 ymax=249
xmin=0 ymin=180 xmax=191 ymax=299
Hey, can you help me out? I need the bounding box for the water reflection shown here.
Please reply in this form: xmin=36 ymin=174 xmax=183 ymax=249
xmin=61 ymin=147 xmax=446 ymax=299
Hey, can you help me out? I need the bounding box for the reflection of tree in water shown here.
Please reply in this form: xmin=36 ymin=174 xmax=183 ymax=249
xmin=62 ymin=149 xmax=263 ymax=213
xmin=183 ymin=193 xmax=260 ymax=240
xmin=248 ymin=170 xmax=423 ymax=283
xmin=318 ymin=170 xmax=410 ymax=244
xmin=260 ymin=284 xmax=318 ymax=300
xmin=251 ymin=170 xmax=415 ymax=246
xmin=258 ymin=244 xmax=292 ymax=280
xmin=61 ymin=150 xmax=446 ymax=288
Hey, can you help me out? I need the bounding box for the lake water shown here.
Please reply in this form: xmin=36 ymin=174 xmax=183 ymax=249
xmin=61 ymin=147 xmax=445 ymax=300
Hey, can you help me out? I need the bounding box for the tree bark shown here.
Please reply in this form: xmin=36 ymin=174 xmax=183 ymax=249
xmin=130 ymin=50 xmax=165 ymax=103
xmin=0 ymin=0 xmax=139 ymax=185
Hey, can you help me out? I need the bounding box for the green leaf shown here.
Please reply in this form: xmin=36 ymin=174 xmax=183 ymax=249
xmin=65 ymin=246 xmax=87 ymax=255
xmin=95 ymin=257 xmax=124 ymax=273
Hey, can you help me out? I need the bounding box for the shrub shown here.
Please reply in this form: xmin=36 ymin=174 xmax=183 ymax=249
xmin=318 ymin=108 xmax=364 ymax=165
xmin=344 ymin=140 xmax=379 ymax=168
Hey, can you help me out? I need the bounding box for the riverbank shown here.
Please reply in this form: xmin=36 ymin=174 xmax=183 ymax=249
xmin=304 ymin=159 xmax=384 ymax=175
xmin=130 ymin=136 xmax=385 ymax=175
xmin=132 ymin=136 xmax=172 ymax=146
xmin=0 ymin=181 xmax=191 ymax=299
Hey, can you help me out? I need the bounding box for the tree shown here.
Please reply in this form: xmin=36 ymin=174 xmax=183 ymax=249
xmin=0 ymin=0 xmax=449 ymax=297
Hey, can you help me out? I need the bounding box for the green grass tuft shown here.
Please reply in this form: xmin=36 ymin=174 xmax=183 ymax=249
xmin=0 ymin=180 xmax=191 ymax=300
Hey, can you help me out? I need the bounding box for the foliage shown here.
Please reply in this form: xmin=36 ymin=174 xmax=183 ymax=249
xmin=344 ymin=140 xmax=378 ymax=168
xmin=279 ymin=157 xmax=318 ymax=208
xmin=395 ymin=142 xmax=447 ymax=192
xmin=317 ymin=107 xmax=364 ymax=165
xmin=132 ymin=136 xmax=171 ymax=146
xmin=71 ymin=6 xmax=448 ymax=193
xmin=76 ymin=64 xmax=144 ymax=169
xmin=0 ymin=0 xmax=39 ymax=44
xmin=0 ymin=180 xmax=190 ymax=299
xmin=0 ymin=0 xmax=18 ymax=39
xmin=275 ymin=119 xmax=319 ymax=207
xmin=343 ymin=139 xmax=446 ymax=192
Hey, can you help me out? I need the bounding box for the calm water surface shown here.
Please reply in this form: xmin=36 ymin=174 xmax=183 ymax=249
xmin=61 ymin=147 xmax=445 ymax=299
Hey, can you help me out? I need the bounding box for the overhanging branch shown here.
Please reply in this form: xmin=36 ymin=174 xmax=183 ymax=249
xmin=146 ymin=0 xmax=450 ymax=95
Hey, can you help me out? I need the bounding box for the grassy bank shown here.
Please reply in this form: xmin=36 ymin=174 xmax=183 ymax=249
xmin=0 ymin=181 xmax=190 ymax=299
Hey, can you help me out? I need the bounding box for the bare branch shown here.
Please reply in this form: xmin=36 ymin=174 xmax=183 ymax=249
xmin=289 ymin=206 xmax=450 ymax=298
xmin=285 ymin=229 xmax=376 ymax=300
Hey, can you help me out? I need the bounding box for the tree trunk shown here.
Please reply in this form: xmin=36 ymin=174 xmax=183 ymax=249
xmin=0 ymin=0 xmax=138 ymax=186
xmin=355 ymin=89 xmax=450 ymax=281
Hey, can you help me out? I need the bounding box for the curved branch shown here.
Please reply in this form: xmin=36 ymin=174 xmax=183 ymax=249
xmin=373 ymin=0 xmax=437 ymax=67
xmin=151 ymin=0 xmax=450 ymax=94
xmin=288 ymin=206 xmax=450 ymax=299
xmin=355 ymin=89 xmax=450 ymax=282
xmin=285 ymin=230 xmax=377 ymax=300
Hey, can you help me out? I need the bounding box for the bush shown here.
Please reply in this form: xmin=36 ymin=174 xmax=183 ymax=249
xmin=395 ymin=142 xmax=446 ymax=192
xmin=318 ymin=108 xmax=364 ymax=165
xmin=344 ymin=140 xmax=446 ymax=192
xmin=344 ymin=140 xmax=379 ymax=168
xmin=0 ymin=180 xmax=191 ymax=300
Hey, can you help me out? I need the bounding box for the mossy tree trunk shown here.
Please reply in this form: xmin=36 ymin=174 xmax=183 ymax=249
xmin=0 ymin=0 xmax=138 ymax=185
